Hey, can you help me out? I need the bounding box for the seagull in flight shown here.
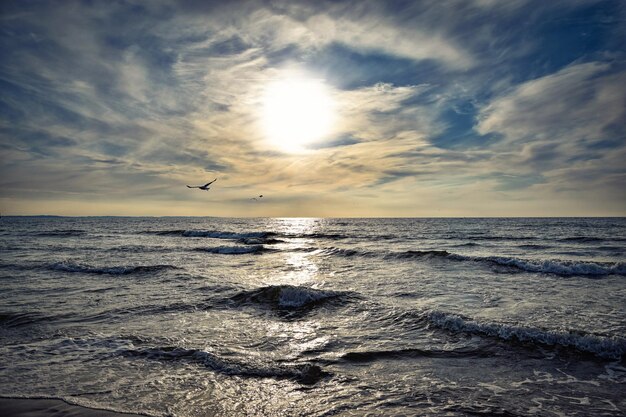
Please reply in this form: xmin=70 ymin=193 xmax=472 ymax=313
xmin=187 ymin=178 xmax=217 ymax=191
xmin=251 ymin=195 xmax=264 ymax=201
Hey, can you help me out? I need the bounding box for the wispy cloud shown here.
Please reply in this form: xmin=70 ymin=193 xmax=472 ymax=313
xmin=477 ymin=62 xmax=626 ymax=193
xmin=0 ymin=0 xmax=624 ymax=216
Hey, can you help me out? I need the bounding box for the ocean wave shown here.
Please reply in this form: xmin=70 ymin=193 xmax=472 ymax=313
xmin=341 ymin=346 xmax=494 ymax=362
xmin=50 ymin=261 xmax=180 ymax=275
xmin=285 ymin=232 xmax=349 ymax=240
xmin=146 ymin=229 xmax=187 ymax=236
xmin=386 ymin=249 xmax=626 ymax=276
xmin=315 ymin=247 xmax=373 ymax=257
xmin=424 ymin=310 xmax=626 ymax=360
xmin=559 ymin=236 xmax=606 ymax=243
xmin=122 ymin=346 xmax=327 ymax=384
xmin=0 ymin=311 xmax=60 ymax=327
xmin=231 ymin=285 xmax=350 ymax=310
xmin=182 ymin=230 xmax=273 ymax=239
xmin=146 ymin=229 xmax=393 ymax=243
xmin=283 ymin=232 xmax=396 ymax=241
xmin=294 ymin=244 xmax=625 ymax=276
xmin=452 ymin=242 xmax=481 ymax=247
xmin=147 ymin=229 xmax=275 ymax=239
xmin=476 ymin=256 xmax=626 ymax=276
xmin=34 ymin=230 xmax=85 ymax=237
xmin=105 ymin=245 xmax=171 ymax=253
xmin=442 ymin=235 xmax=537 ymax=241
xmin=237 ymin=237 xmax=285 ymax=245
xmin=193 ymin=245 xmax=269 ymax=255
xmin=77 ymin=301 xmax=217 ymax=324
xmin=180 ymin=231 xmax=350 ymax=240
xmin=391 ymin=250 xmax=451 ymax=259
xmin=516 ymin=244 xmax=553 ymax=250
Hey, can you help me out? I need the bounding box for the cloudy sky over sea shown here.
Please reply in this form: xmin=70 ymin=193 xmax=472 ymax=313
xmin=1 ymin=0 xmax=624 ymax=216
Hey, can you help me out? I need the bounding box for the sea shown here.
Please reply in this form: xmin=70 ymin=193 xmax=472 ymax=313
xmin=0 ymin=217 xmax=624 ymax=416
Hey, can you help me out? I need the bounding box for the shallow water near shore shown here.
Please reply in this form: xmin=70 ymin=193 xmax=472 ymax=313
xmin=1 ymin=217 xmax=625 ymax=416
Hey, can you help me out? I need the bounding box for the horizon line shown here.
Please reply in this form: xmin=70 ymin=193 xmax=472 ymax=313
xmin=1 ymin=215 xmax=625 ymax=219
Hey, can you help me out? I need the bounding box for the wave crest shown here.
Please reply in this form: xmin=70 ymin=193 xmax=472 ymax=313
xmin=122 ymin=346 xmax=327 ymax=384
xmin=0 ymin=311 xmax=57 ymax=327
xmin=425 ymin=310 xmax=626 ymax=360
xmin=145 ymin=229 xmax=276 ymax=239
xmin=478 ymin=256 xmax=626 ymax=276
xmin=314 ymin=246 xmax=625 ymax=276
xmin=316 ymin=247 xmax=371 ymax=257
xmin=193 ymin=245 xmax=269 ymax=255
xmin=231 ymin=285 xmax=349 ymax=310
xmin=182 ymin=230 xmax=272 ymax=239
xmin=387 ymin=250 xmax=626 ymax=277
xmin=392 ymin=250 xmax=451 ymax=259
xmin=237 ymin=237 xmax=284 ymax=245
xmin=341 ymin=346 xmax=493 ymax=362
xmin=50 ymin=261 xmax=180 ymax=275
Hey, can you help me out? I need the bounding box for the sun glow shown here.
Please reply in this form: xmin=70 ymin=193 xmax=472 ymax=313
xmin=262 ymin=77 xmax=335 ymax=153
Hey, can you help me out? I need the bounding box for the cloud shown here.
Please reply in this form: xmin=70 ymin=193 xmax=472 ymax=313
xmin=472 ymin=61 xmax=626 ymax=205
xmin=0 ymin=0 xmax=624 ymax=215
xmin=477 ymin=61 xmax=626 ymax=171
xmin=477 ymin=62 xmax=624 ymax=143
xmin=302 ymin=13 xmax=474 ymax=69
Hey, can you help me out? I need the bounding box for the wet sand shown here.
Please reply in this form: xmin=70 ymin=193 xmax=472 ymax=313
xmin=0 ymin=398 xmax=147 ymax=417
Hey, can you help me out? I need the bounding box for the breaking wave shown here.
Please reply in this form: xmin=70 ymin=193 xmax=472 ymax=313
xmin=387 ymin=250 xmax=626 ymax=276
xmin=424 ymin=310 xmax=626 ymax=360
xmin=474 ymin=256 xmax=626 ymax=276
xmin=231 ymin=285 xmax=351 ymax=310
xmin=50 ymin=261 xmax=180 ymax=275
xmin=289 ymin=245 xmax=626 ymax=276
xmin=315 ymin=247 xmax=373 ymax=257
xmin=122 ymin=346 xmax=327 ymax=384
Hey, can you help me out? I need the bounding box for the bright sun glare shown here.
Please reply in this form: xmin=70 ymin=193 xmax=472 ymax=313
xmin=262 ymin=77 xmax=335 ymax=153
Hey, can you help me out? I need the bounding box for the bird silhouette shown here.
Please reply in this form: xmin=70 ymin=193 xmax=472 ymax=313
xmin=186 ymin=178 xmax=217 ymax=190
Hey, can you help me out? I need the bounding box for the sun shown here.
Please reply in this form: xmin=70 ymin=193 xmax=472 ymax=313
xmin=261 ymin=77 xmax=335 ymax=153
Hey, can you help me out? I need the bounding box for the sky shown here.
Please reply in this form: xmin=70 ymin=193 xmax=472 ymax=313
xmin=0 ymin=0 xmax=625 ymax=217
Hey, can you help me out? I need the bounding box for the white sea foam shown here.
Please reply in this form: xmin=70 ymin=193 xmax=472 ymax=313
xmin=275 ymin=285 xmax=339 ymax=308
xmin=477 ymin=256 xmax=626 ymax=276
xmin=3 ymin=217 xmax=625 ymax=416
xmin=425 ymin=310 xmax=626 ymax=360
xmin=324 ymin=247 xmax=626 ymax=276
xmin=232 ymin=285 xmax=345 ymax=309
